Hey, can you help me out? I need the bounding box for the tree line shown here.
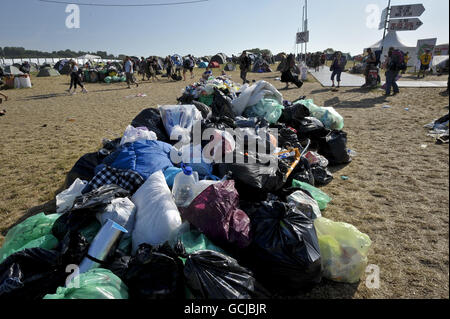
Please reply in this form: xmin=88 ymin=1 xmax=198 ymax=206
xmin=0 ymin=47 xmax=122 ymax=59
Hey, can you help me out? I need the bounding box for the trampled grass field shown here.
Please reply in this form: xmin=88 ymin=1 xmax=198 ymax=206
xmin=0 ymin=66 xmax=448 ymax=298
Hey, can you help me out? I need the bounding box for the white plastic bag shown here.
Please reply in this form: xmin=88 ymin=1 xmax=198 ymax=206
xmin=131 ymin=170 xmax=182 ymax=253
xmin=120 ymin=125 xmax=157 ymax=145
xmin=159 ymin=105 xmax=203 ymax=137
xmin=287 ymin=191 xmax=322 ymax=219
xmin=96 ymin=197 xmax=136 ymax=238
xmin=56 ymin=179 xmax=88 ymax=214
xmin=231 ymin=81 xmax=283 ymax=116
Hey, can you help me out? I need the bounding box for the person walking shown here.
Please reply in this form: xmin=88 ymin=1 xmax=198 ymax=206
xmin=418 ymin=49 xmax=433 ymax=78
xmin=183 ymin=54 xmax=195 ymax=81
xmin=67 ymin=60 xmax=88 ymax=94
xmin=330 ymin=52 xmax=344 ymax=89
xmin=239 ymin=51 xmax=251 ymax=84
xmin=313 ymin=53 xmax=321 ymax=72
xmin=139 ymin=57 xmax=147 ymax=81
xmin=124 ymin=56 xmax=139 ymax=89
xmin=165 ymin=56 xmax=174 ymax=81
xmin=148 ymin=57 xmax=159 ymax=82
xmin=281 ymin=53 xmax=303 ymax=90
xmin=320 ymin=52 xmax=327 ymax=69
xmin=384 ymin=47 xmax=400 ymax=96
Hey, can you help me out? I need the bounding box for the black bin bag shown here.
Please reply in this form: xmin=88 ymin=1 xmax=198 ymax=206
xmin=184 ymin=250 xmax=270 ymax=299
xmin=210 ymin=88 xmax=236 ymax=119
xmin=242 ymin=201 xmax=322 ymax=295
xmin=317 ymin=130 xmax=352 ymax=166
xmin=115 ymin=243 xmax=185 ymax=300
xmin=131 ymin=108 xmax=170 ymax=143
xmin=0 ymin=248 xmax=68 ymax=300
xmin=65 ymin=152 xmax=104 ymax=189
xmin=217 ymin=152 xmax=287 ymax=201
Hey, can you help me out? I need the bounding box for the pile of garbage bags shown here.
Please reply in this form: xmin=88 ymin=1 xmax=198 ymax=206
xmin=0 ymin=76 xmax=372 ymax=299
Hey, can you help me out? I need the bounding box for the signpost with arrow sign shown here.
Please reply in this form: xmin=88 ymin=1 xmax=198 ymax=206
xmin=388 ymin=18 xmax=423 ymax=31
xmin=389 ymin=4 xmax=425 ymax=18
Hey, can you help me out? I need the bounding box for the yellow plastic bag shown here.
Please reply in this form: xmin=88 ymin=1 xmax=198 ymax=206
xmin=314 ymin=217 xmax=372 ymax=283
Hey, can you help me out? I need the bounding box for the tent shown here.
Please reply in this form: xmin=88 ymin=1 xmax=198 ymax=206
xmin=77 ymin=54 xmax=101 ymax=60
xmin=432 ymin=55 xmax=449 ymax=73
xmin=252 ymin=58 xmax=271 ymax=73
xmin=198 ymin=61 xmax=209 ymax=68
xmin=171 ymin=54 xmax=183 ymax=67
xmin=37 ymin=67 xmax=60 ymax=77
xmin=368 ymin=31 xmax=415 ymax=65
xmin=224 ymin=62 xmax=236 ymax=71
xmin=54 ymin=59 xmax=71 ymax=75
xmin=210 ymin=53 xmax=228 ymax=65
xmin=209 ymin=61 xmax=220 ymax=68
xmin=3 ymin=65 xmax=24 ymax=75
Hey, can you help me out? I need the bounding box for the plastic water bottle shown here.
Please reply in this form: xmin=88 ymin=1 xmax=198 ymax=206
xmin=172 ymin=165 xmax=199 ymax=208
xmin=347 ymin=149 xmax=357 ymax=157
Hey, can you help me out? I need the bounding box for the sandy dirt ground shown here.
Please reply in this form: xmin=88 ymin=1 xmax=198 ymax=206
xmin=0 ymin=67 xmax=448 ymax=299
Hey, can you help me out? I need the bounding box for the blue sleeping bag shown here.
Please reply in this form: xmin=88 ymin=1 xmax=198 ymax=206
xmin=99 ymin=140 xmax=174 ymax=180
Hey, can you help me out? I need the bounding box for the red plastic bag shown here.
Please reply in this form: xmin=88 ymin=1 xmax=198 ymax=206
xmin=179 ymin=180 xmax=251 ymax=249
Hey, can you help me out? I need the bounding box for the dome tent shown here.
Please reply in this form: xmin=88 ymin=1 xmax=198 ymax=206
xmin=37 ymin=67 xmax=60 ymax=77
xmin=3 ymin=65 xmax=24 ymax=75
xmin=210 ymin=53 xmax=228 ymax=65
xmin=224 ymin=62 xmax=236 ymax=71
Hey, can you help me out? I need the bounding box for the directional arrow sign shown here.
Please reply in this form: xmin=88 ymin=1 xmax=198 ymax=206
xmin=379 ymin=7 xmax=388 ymax=30
xmin=388 ymin=18 xmax=423 ymax=31
xmin=390 ymin=4 xmax=425 ymax=18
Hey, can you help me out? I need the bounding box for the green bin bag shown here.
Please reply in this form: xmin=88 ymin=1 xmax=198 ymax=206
xmin=120 ymin=76 xmax=126 ymax=82
xmin=297 ymin=99 xmax=344 ymax=131
xmin=0 ymin=213 xmax=59 ymax=263
xmin=198 ymin=94 xmax=214 ymax=107
xmin=292 ymin=179 xmax=332 ymax=211
xmin=104 ymin=76 xmax=112 ymax=83
xmin=43 ymin=268 xmax=129 ymax=299
xmin=243 ymin=98 xmax=284 ymax=124
xmin=180 ymin=229 xmax=226 ymax=255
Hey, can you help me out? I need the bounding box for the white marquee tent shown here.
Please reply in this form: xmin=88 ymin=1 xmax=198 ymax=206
xmin=368 ymin=31 xmax=416 ymax=66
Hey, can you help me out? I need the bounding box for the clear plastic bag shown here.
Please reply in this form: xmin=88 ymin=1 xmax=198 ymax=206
xmin=159 ymin=105 xmax=203 ymax=144
xmin=297 ymin=99 xmax=344 ymax=131
xmin=120 ymin=125 xmax=157 ymax=145
xmin=314 ymin=217 xmax=372 ymax=283
xmin=287 ymin=190 xmax=322 ymax=219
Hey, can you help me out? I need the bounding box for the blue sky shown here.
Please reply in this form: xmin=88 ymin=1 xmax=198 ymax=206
xmin=0 ymin=0 xmax=448 ymax=57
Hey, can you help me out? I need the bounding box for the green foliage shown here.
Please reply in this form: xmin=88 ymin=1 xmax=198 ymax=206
xmin=245 ymin=48 xmax=273 ymax=56
xmin=0 ymin=46 xmax=123 ymax=59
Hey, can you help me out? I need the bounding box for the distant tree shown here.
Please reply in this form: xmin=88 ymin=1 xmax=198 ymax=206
xmin=246 ymin=48 xmax=273 ymax=56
